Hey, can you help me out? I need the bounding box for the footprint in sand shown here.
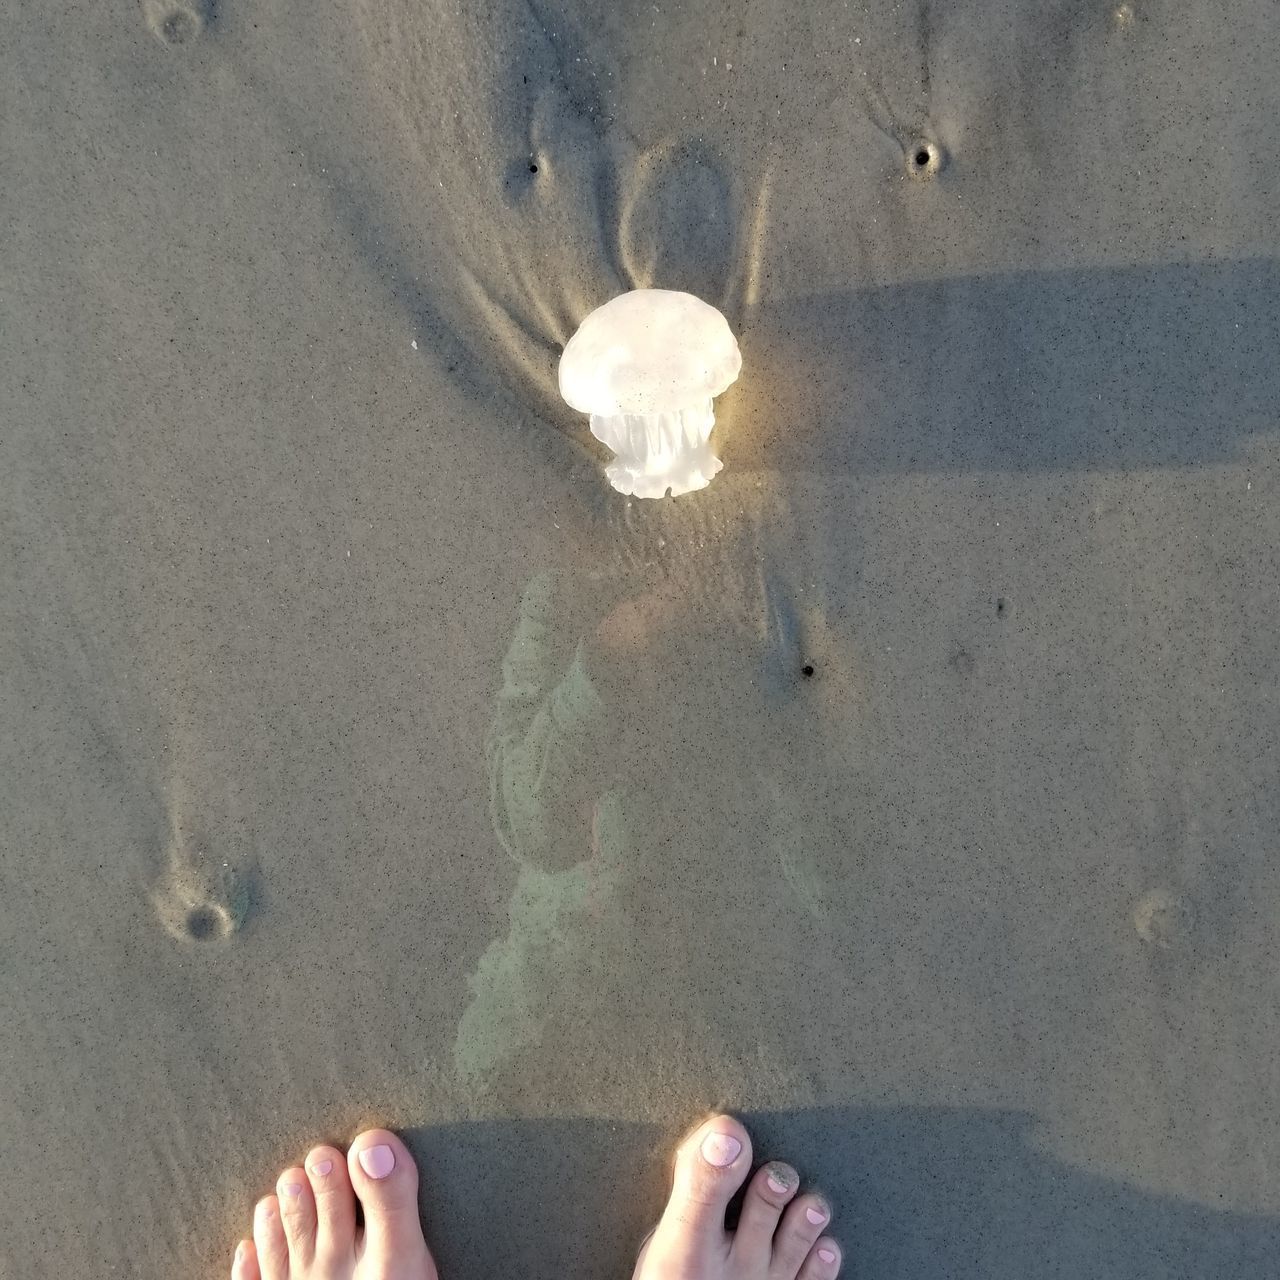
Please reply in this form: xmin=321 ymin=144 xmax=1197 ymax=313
xmin=139 ymin=0 xmax=209 ymax=47
xmin=150 ymin=823 xmax=253 ymax=943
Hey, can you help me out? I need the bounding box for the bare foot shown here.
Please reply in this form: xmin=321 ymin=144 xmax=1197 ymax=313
xmin=634 ymin=1115 xmax=841 ymax=1280
xmin=231 ymin=1129 xmax=437 ymax=1280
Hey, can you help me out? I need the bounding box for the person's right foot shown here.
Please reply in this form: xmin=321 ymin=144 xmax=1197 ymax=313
xmin=633 ymin=1115 xmax=841 ymax=1280
xmin=231 ymin=1129 xmax=437 ymax=1280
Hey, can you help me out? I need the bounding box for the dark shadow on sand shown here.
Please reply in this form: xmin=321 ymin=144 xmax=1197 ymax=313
xmin=737 ymin=256 xmax=1280 ymax=477
xmin=403 ymin=1105 xmax=1280 ymax=1279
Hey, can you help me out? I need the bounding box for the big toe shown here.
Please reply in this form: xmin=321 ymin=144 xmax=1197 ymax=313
xmin=347 ymin=1129 xmax=437 ymax=1278
xmin=637 ymin=1114 xmax=753 ymax=1277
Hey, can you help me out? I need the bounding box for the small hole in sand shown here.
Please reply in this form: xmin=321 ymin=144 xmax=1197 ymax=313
xmin=802 ymin=664 xmax=815 ymax=677
xmin=185 ymin=906 xmax=219 ymax=940
xmin=529 ymin=163 xmax=538 ymax=173
xmin=907 ymin=141 xmax=943 ymax=180
xmin=996 ymin=597 xmax=1009 ymax=617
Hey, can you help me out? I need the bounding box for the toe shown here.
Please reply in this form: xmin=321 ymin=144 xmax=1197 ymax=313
xmin=231 ymin=1238 xmax=260 ymax=1280
xmin=306 ymin=1144 xmax=357 ymax=1266
xmin=668 ymin=1114 xmax=753 ymax=1233
xmin=732 ymin=1161 xmax=799 ymax=1263
xmin=797 ymin=1238 xmax=842 ymax=1279
xmin=276 ymin=1166 xmax=316 ymax=1268
xmin=771 ymin=1193 xmax=832 ymax=1279
xmin=641 ymin=1114 xmax=753 ymax=1274
xmin=252 ymin=1196 xmax=290 ymax=1280
xmin=347 ymin=1129 xmax=435 ymax=1276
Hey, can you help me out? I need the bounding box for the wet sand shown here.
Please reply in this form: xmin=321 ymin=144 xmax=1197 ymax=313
xmin=3 ymin=0 xmax=1279 ymax=1275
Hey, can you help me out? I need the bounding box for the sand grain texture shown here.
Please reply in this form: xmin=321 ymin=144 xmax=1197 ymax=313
xmin=2 ymin=0 xmax=1279 ymax=1275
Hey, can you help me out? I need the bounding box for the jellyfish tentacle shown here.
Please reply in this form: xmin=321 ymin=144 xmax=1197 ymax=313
xmin=590 ymin=401 xmax=721 ymax=499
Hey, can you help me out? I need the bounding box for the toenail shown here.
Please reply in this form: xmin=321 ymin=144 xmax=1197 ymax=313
xmin=235 ymin=1243 xmax=244 ymax=1263
xmin=767 ymin=1170 xmax=791 ymax=1194
xmin=281 ymin=1182 xmax=303 ymax=1197
xmin=818 ymin=1246 xmax=837 ymax=1264
xmin=806 ymin=1205 xmax=828 ymax=1225
xmin=358 ymin=1144 xmax=396 ymax=1179
xmin=701 ymin=1132 xmax=742 ymax=1167
xmin=310 ymin=1159 xmax=333 ymax=1177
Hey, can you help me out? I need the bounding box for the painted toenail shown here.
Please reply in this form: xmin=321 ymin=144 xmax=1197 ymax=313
xmin=358 ymin=1144 xmax=396 ymax=1179
xmin=806 ymin=1206 xmax=828 ymax=1225
xmin=281 ymin=1182 xmax=303 ymax=1197
xmin=767 ymin=1171 xmax=790 ymax=1194
xmin=700 ymin=1132 xmax=742 ymax=1167
xmin=311 ymin=1159 xmax=333 ymax=1177
xmin=818 ymin=1247 xmax=837 ymax=1263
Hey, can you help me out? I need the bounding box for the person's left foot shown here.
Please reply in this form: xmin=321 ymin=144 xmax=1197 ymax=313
xmin=231 ymin=1129 xmax=438 ymax=1280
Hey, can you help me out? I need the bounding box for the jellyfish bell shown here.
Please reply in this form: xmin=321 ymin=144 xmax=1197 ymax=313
xmin=558 ymin=289 xmax=742 ymax=499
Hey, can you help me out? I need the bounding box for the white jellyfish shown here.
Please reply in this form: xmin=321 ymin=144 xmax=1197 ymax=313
xmin=558 ymin=289 xmax=742 ymax=499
